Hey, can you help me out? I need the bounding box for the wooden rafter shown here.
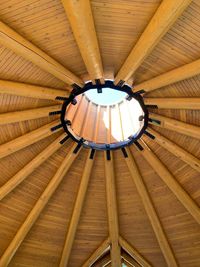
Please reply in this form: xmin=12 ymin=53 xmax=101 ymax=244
xmin=0 ymin=105 xmax=61 ymax=125
xmin=0 ymin=143 xmax=80 ymax=267
xmin=134 ymin=58 xmax=200 ymax=93
xmin=0 ymin=79 xmax=69 ymax=100
xmin=82 ymin=237 xmax=110 ymax=267
xmin=0 ymin=21 xmax=83 ymax=86
xmin=59 ymin=150 xmax=95 ymax=267
xmin=125 ymin=147 xmax=178 ymax=267
xmin=62 ymin=0 xmax=104 ymax=82
xmin=104 ymin=151 xmax=121 ymax=267
xmin=119 ymin=236 xmax=152 ymax=267
xmin=93 ymin=253 xmax=111 ymax=267
xmin=139 ymin=140 xmax=200 ymax=224
xmin=0 ymin=120 xmax=61 ymax=159
xmin=147 ymin=128 xmax=200 ymax=173
xmin=114 ymin=0 xmax=192 ymax=85
xmin=144 ymin=98 xmax=200 ymax=110
xmin=0 ymin=133 xmax=68 ymax=201
xmin=149 ymin=113 xmax=200 ymax=140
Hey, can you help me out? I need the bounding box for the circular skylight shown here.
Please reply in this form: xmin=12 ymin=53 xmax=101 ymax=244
xmin=85 ymin=87 xmax=127 ymax=105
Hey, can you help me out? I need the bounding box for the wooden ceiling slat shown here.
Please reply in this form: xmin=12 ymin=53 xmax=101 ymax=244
xmin=0 ymin=104 xmax=61 ymax=125
xmin=144 ymin=97 xmax=200 ymax=109
xmin=134 ymin=58 xmax=200 ymax=93
xmin=62 ymin=0 xmax=104 ymax=82
xmin=139 ymin=140 xmax=200 ymax=225
xmin=82 ymin=237 xmax=110 ymax=267
xmin=0 ymin=79 xmax=69 ymax=100
xmin=104 ymin=151 xmax=121 ymax=266
xmin=149 ymin=112 xmax=200 ymax=140
xmin=119 ymin=236 xmax=152 ymax=267
xmin=0 ymin=21 xmax=83 ymax=86
xmin=147 ymin=128 xmax=200 ymax=173
xmin=0 ymin=142 xmax=80 ymax=267
xmin=125 ymin=147 xmax=178 ymax=267
xmin=0 ymin=132 xmax=67 ymax=201
xmin=59 ymin=150 xmax=95 ymax=267
xmin=0 ymin=120 xmax=61 ymax=159
xmin=114 ymin=0 xmax=192 ymax=85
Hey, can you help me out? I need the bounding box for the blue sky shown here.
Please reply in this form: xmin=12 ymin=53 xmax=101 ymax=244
xmin=85 ymin=88 xmax=127 ymax=105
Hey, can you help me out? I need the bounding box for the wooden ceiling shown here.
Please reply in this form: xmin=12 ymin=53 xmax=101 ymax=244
xmin=0 ymin=0 xmax=200 ymax=267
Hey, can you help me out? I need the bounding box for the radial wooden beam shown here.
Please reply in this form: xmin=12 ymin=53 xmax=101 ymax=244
xmin=62 ymin=0 xmax=104 ymax=82
xmin=119 ymin=236 xmax=152 ymax=267
xmin=0 ymin=120 xmax=61 ymax=159
xmin=0 ymin=21 xmax=83 ymax=86
xmin=59 ymin=150 xmax=95 ymax=267
xmin=0 ymin=143 xmax=80 ymax=267
xmin=125 ymin=147 xmax=178 ymax=267
xmin=139 ymin=140 xmax=200 ymax=224
xmin=114 ymin=0 xmax=192 ymax=85
xmin=147 ymin=128 xmax=200 ymax=173
xmin=144 ymin=98 xmax=200 ymax=110
xmin=149 ymin=113 xmax=200 ymax=140
xmin=134 ymin=58 xmax=200 ymax=93
xmin=0 ymin=105 xmax=61 ymax=125
xmin=104 ymin=151 xmax=121 ymax=267
xmin=0 ymin=133 xmax=68 ymax=201
xmin=82 ymin=237 xmax=110 ymax=267
xmin=0 ymin=79 xmax=69 ymax=100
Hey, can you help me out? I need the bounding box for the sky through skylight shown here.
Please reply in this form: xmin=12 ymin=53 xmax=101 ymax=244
xmin=85 ymin=87 xmax=127 ymax=105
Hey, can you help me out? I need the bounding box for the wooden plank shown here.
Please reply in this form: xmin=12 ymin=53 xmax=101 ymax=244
xmin=114 ymin=0 xmax=192 ymax=84
xmin=93 ymin=253 xmax=111 ymax=267
xmin=139 ymin=140 xmax=200 ymax=224
xmin=147 ymin=128 xmax=200 ymax=173
xmin=0 ymin=21 xmax=83 ymax=86
xmin=134 ymin=58 xmax=200 ymax=93
xmin=0 ymin=120 xmax=61 ymax=159
xmin=125 ymin=148 xmax=178 ymax=267
xmin=144 ymin=98 xmax=200 ymax=110
xmin=0 ymin=105 xmax=61 ymax=125
xmin=149 ymin=113 xmax=200 ymax=139
xmin=59 ymin=150 xmax=95 ymax=267
xmin=121 ymin=251 xmax=141 ymax=267
xmin=82 ymin=238 xmax=110 ymax=267
xmin=104 ymin=151 xmax=121 ymax=267
xmin=62 ymin=0 xmax=104 ymax=82
xmin=0 ymin=132 xmax=68 ymax=201
xmin=0 ymin=143 xmax=80 ymax=267
xmin=119 ymin=236 xmax=152 ymax=267
xmin=0 ymin=79 xmax=69 ymax=100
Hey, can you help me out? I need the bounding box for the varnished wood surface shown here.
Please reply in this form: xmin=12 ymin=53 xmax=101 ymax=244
xmin=0 ymin=0 xmax=199 ymax=266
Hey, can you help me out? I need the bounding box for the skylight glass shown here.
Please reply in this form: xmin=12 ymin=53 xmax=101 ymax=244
xmin=85 ymin=87 xmax=127 ymax=105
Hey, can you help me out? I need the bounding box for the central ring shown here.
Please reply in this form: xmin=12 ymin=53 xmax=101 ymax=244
xmin=60 ymin=80 xmax=149 ymax=150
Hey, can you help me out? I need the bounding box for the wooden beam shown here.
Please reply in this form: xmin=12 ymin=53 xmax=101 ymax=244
xmin=119 ymin=236 xmax=152 ymax=267
xmin=0 ymin=120 xmax=61 ymax=159
xmin=125 ymin=148 xmax=178 ymax=267
xmin=61 ymin=0 xmax=104 ymax=82
xmin=59 ymin=150 xmax=95 ymax=267
xmin=114 ymin=0 xmax=192 ymax=85
xmin=0 ymin=105 xmax=61 ymax=125
xmin=93 ymin=253 xmax=111 ymax=267
xmin=147 ymin=128 xmax=200 ymax=173
xmin=144 ymin=98 xmax=200 ymax=110
xmin=0 ymin=21 xmax=83 ymax=86
xmin=0 ymin=143 xmax=81 ymax=267
xmin=0 ymin=133 xmax=68 ymax=201
xmin=82 ymin=237 xmax=110 ymax=267
xmin=149 ymin=113 xmax=200 ymax=139
xmin=0 ymin=79 xmax=69 ymax=100
xmin=134 ymin=58 xmax=200 ymax=93
xmin=104 ymin=151 xmax=121 ymax=267
xmin=139 ymin=140 xmax=200 ymax=224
